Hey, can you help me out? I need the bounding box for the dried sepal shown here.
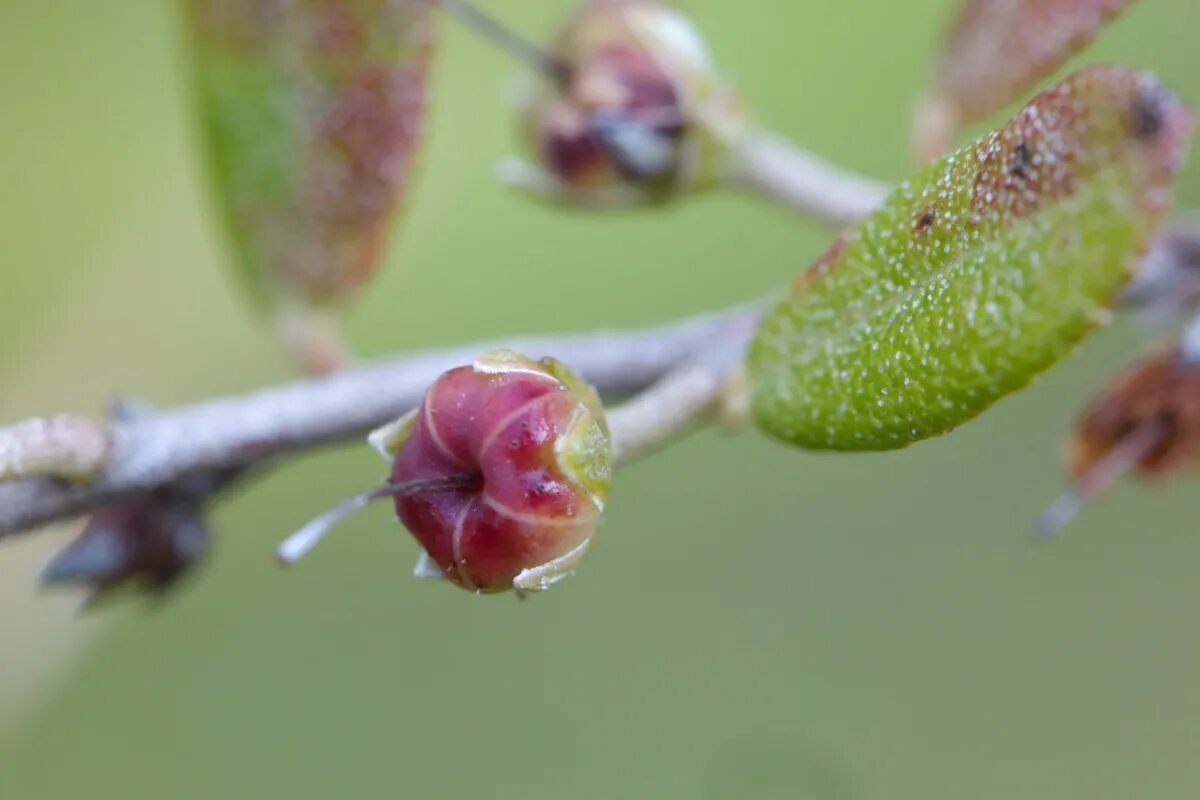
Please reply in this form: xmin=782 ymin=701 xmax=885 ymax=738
xmin=505 ymin=0 xmax=744 ymax=208
xmin=182 ymin=0 xmax=437 ymax=370
xmin=41 ymin=497 xmax=210 ymax=604
xmin=38 ymin=398 xmax=233 ymax=603
xmin=749 ymin=67 xmax=1193 ymax=451
xmin=368 ymin=408 xmax=418 ymax=461
xmin=913 ymin=0 xmax=1140 ymax=161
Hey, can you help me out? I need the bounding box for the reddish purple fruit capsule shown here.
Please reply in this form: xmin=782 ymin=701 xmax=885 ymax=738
xmin=279 ymin=351 xmax=611 ymax=594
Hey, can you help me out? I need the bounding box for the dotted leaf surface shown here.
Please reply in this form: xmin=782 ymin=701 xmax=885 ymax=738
xmin=749 ymin=67 xmax=1193 ymax=451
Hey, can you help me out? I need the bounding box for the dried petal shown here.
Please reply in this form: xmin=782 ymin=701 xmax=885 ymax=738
xmin=749 ymin=67 xmax=1193 ymax=451
xmin=42 ymin=499 xmax=209 ymax=601
xmin=1071 ymin=347 xmax=1200 ymax=478
xmin=914 ymin=0 xmax=1139 ymax=159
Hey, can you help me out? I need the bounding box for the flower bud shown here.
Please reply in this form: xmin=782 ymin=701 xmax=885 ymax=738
xmin=279 ymin=351 xmax=612 ymax=595
xmin=506 ymin=0 xmax=744 ymax=207
xmin=379 ymin=351 xmax=611 ymax=593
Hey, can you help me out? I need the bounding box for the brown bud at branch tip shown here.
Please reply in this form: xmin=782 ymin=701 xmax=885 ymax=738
xmin=1037 ymin=344 xmax=1200 ymax=537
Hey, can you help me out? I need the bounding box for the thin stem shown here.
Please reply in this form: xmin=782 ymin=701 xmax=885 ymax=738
xmin=277 ymin=473 xmax=479 ymax=565
xmin=725 ymin=129 xmax=890 ymax=228
xmin=607 ymin=314 xmax=756 ymax=465
xmin=277 ymin=305 xmax=353 ymax=376
xmin=1033 ymin=421 xmax=1168 ymax=539
xmin=436 ymin=0 xmax=567 ymax=82
xmin=608 ymin=363 xmax=728 ymax=465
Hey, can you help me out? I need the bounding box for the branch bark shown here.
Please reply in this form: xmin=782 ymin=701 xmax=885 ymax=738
xmin=608 ymin=317 xmax=756 ymax=465
xmin=727 ymin=129 xmax=890 ymax=227
xmin=0 ymin=308 xmax=757 ymax=539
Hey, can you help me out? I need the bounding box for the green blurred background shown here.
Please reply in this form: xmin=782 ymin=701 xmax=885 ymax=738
xmin=1 ymin=1 xmax=1198 ymax=797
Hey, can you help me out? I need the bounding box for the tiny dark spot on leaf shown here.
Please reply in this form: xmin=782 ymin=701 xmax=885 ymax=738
xmin=915 ymin=210 xmax=935 ymax=231
xmin=1132 ymin=89 xmax=1164 ymax=139
xmin=1011 ymin=141 xmax=1030 ymax=178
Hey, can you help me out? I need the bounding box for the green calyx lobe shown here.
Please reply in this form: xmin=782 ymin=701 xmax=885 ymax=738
xmin=748 ymin=67 xmax=1193 ymax=451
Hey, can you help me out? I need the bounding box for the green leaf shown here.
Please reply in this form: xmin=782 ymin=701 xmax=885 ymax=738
xmin=749 ymin=67 xmax=1193 ymax=451
xmin=181 ymin=0 xmax=436 ymax=311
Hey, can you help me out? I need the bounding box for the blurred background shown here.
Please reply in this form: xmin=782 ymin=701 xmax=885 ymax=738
xmin=0 ymin=1 xmax=1197 ymax=797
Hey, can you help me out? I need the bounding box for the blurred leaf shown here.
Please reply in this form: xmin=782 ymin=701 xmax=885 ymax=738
xmin=182 ymin=0 xmax=435 ymax=313
xmin=749 ymin=66 xmax=1193 ymax=451
xmin=913 ymin=0 xmax=1138 ymax=160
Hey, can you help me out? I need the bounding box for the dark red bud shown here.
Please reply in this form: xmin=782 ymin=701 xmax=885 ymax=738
xmin=278 ymin=351 xmax=611 ymax=594
xmin=380 ymin=351 xmax=611 ymax=593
